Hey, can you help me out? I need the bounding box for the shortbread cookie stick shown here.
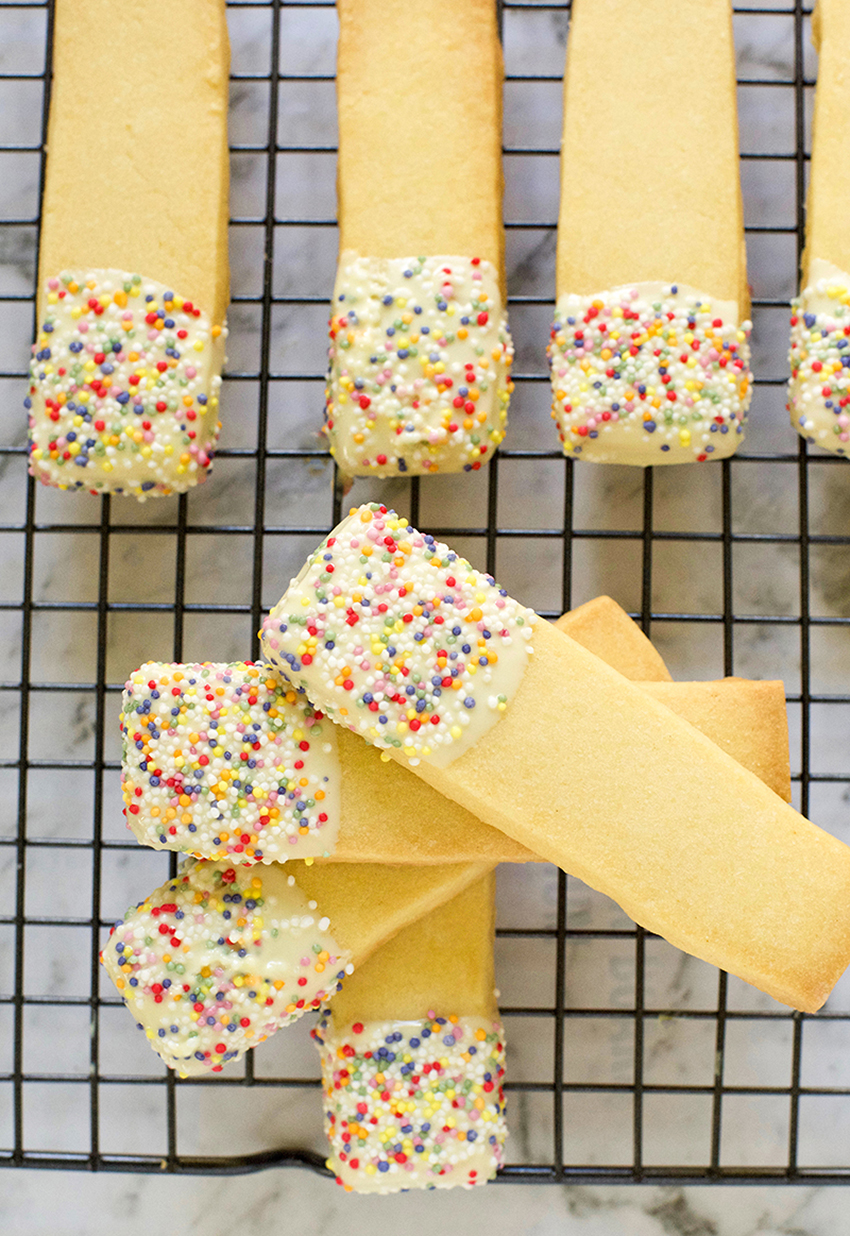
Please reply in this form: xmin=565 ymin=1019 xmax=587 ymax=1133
xmin=559 ymin=600 xmax=790 ymax=799
xmin=101 ymin=857 xmax=491 ymax=1075
xmin=261 ymin=506 xmax=850 ymax=1012
xmin=325 ymin=0 xmax=513 ymax=477
xmin=788 ymin=0 xmax=850 ymax=456
xmin=27 ymin=0 xmax=229 ymax=498
xmin=314 ymin=874 xmax=505 ymax=1192
xmin=639 ymin=678 xmax=791 ymax=805
xmin=121 ymin=661 xmax=790 ymax=864
xmin=554 ymin=596 xmax=672 ymax=681
xmin=549 ymin=0 xmax=751 ymax=464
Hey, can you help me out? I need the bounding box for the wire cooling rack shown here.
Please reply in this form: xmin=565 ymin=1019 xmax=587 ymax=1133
xmin=3 ymin=0 xmax=850 ymax=1186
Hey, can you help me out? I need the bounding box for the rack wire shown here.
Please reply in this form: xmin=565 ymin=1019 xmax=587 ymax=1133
xmin=3 ymin=0 xmax=850 ymax=1185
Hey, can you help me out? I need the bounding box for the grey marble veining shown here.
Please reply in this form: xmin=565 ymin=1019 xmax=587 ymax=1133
xmin=2 ymin=1 xmax=850 ymax=1230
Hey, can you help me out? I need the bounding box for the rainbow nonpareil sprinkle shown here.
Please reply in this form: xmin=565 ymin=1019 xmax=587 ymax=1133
xmin=325 ymin=254 xmax=513 ymax=476
xmin=789 ymin=275 xmax=850 ymax=456
xmin=27 ymin=270 xmax=225 ymax=497
xmin=121 ymin=662 xmax=340 ymax=864
xmin=260 ymin=504 xmax=535 ymax=767
xmin=101 ymin=859 xmax=351 ymax=1075
xmin=313 ymin=1012 xmax=506 ymax=1192
xmin=548 ymin=285 xmax=751 ymax=464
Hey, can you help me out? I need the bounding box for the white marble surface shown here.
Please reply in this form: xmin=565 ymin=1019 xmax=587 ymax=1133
xmin=2 ymin=1172 xmax=850 ymax=1236
xmin=3 ymin=0 xmax=850 ymax=1230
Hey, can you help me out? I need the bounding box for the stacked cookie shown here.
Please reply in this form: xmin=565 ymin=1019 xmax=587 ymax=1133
xmin=105 ymin=543 xmax=813 ymax=1191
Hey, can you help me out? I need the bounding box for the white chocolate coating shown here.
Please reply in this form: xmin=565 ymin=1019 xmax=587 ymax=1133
xmin=260 ymin=505 xmax=535 ymax=768
xmin=789 ymin=259 xmax=850 ymax=456
xmin=121 ymin=662 xmax=341 ymax=864
xmin=101 ymin=859 xmax=351 ymax=1075
xmin=27 ymin=270 xmax=226 ymax=497
xmin=313 ymin=1012 xmax=506 ymax=1192
xmin=325 ymin=254 xmax=513 ymax=477
xmin=548 ymin=283 xmax=751 ymax=464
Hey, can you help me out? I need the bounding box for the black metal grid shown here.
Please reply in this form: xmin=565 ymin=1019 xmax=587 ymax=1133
xmin=2 ymin=0 xmax=850 ymax=1185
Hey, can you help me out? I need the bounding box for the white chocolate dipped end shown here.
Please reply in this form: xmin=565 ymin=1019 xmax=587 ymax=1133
xmin=789 ymin=258 xmax=850 ymax=457
xmin=325 ymin=254 xmax=513 ymax=477
xmin=121 ymin=662 xmax=340 ymax=864
xmin=548 ymin=284 xmax=751 ymax=464
xmin=27 ymin=271 xmax=226 ymax=497
xmin=100 ymin=859 xmax=352 ymax=1076
xmin=314 ymin=1014 xmax=505 ymax=1191
xmin=260 ymin=504 xmax=535 ymax=768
